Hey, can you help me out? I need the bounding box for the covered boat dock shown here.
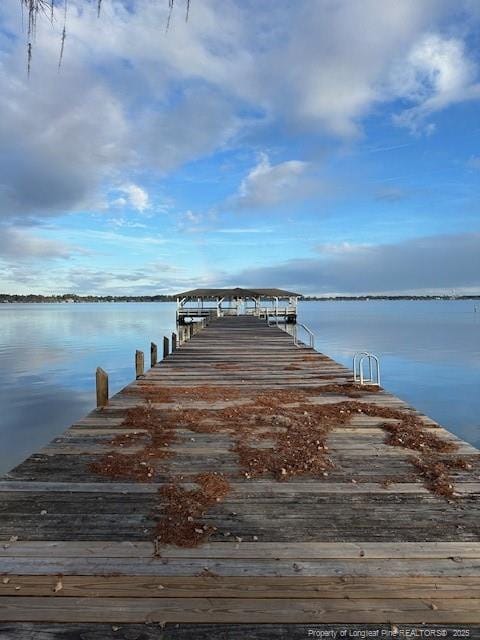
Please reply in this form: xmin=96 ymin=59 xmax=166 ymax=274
xmin=176 ymin=287 xmax=300 ymax=324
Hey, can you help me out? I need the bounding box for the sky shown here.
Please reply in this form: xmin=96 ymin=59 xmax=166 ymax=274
xmin=0 ymin=0 xmax=480 ymax=296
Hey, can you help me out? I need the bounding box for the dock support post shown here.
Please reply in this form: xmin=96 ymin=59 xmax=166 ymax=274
xmin=135 ymin=350 xmax=144 ymax=378
xmin=151 ymin=342 xmax=157 ymax=368
xmin=163 ymin=336 xmax=169 ymax=359
xmin=172 ymin=332 xmax=177 ymax=351
xmin=96 ymin=367 xmax=109 ymax=408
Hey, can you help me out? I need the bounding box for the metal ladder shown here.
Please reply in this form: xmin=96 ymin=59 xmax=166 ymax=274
xmin=353 ymin=351 xmax=381 ymax=386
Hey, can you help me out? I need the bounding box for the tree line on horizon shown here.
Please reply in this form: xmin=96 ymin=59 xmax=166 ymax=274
xmin=0 ymin=293 xmax=175 ymax=303
xmin=2 ymin=293 xmax=480 ymax=303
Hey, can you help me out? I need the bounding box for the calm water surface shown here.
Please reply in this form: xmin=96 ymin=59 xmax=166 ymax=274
xmin=0 ymin=300 xmax=479 ymax=474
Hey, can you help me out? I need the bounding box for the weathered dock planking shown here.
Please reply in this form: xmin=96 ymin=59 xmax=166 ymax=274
xmin=1 ymin=315 xmax=480 ymax=638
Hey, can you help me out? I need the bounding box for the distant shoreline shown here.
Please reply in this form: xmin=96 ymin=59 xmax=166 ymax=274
xmin=1 ymin=295 xmax=480 ymax=303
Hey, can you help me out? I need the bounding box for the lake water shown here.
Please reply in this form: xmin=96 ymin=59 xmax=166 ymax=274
xmin=0 ymin=300 xmax=479 ymax=475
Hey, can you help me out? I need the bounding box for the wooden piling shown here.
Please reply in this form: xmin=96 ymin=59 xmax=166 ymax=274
xmin=95 ymin=367 xmax=108 ymax=408
xmin=135 ymin=350 xmax=144 ymax=378
xmin=171 ymin=332 xmax=177 ymax=352
xmin=163 ymin=336 xmax=169 ymax=359
xmin=150 ymin=342 xmax=157 ymax=368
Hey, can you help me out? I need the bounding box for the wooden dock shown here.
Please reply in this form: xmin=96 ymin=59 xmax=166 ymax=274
xmin=1 ymin=315 xmax=480 ymax=637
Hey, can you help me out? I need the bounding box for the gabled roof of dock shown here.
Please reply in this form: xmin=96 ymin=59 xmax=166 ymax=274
xmin=176 ymin=287 xmax=301 ymax=298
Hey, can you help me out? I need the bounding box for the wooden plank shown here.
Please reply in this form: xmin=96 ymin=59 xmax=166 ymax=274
xmin=2 ymin=575 xmax=480 ymax=599
xmin=2 ymin=540 xmax=480 ymax=559
xmin=1 ymin=481 xmax=479 ymax=495
xmin=37 ymin=442 xmax=478 ymax=456
xmin=3 ymin=490 xmax=480 ymax=516
xmin=2 ymin=557 xmax=480 ymax=577
xmin=1 ymin=596 xmax=480 ymax=623
xmin=8 ymin=451 xmax=479 ymax=479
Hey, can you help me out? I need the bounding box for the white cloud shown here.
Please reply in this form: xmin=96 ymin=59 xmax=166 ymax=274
xmin=182 ymin=211 xmax=204 ymax=225
xmin=114 ymin=183 xmax=150 ymax=212
xmin=108 ymin=217 xmax=148 ymax=229
xmin=177 ymin=209 xmax=218 ymax=233
xmin=231 ymin=153 xmax=314 ymax=209
xmin=111 ymin=197 xmax=127 ymax=208
xmin=391 ymin=34 xmax=480 ymax=132
xmin=70 ymin=229 xmax=167 ymax=250
xmin=255 ymin=0 xmax=453 ymax=137
xmin=0 ymin=59 xmax=129 ymax=220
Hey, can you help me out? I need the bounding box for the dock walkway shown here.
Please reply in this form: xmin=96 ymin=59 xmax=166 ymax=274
xmin=1 ymin=316 xmax=480 ymax=637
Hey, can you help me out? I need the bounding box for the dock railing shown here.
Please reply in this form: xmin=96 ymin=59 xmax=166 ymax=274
xmin=176 ymin=308 xmax=217 ymax=323
xmin=273 ymin=318 xmax=316 ymax=349
xmin=293 ymin=323 xmax=315 ymax=349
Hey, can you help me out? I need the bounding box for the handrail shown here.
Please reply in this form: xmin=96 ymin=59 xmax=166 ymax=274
xmin=271 ymin=319 xmax=315 ymax=349
xmin=353 ymin=351 xmax=370 ymax=380
xmin=353 ymin=351 xmax=381 ymax=386
xmin=293 ymin=323 xmax=315 ymax=349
